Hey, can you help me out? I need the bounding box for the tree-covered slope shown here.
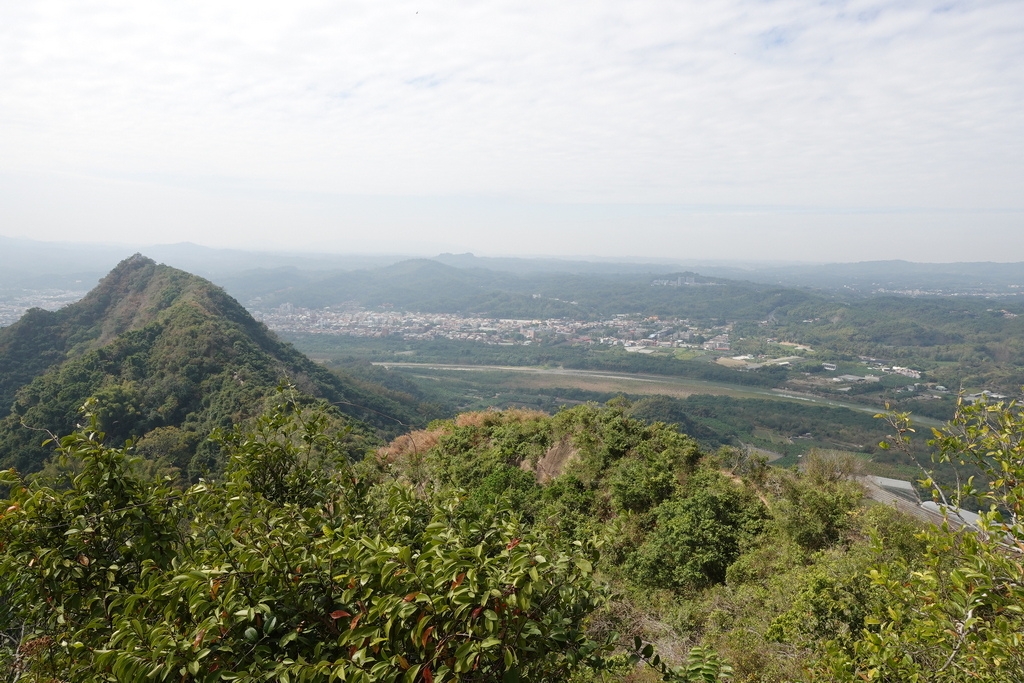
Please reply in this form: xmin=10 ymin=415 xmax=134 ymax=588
xmin=241 ymin=258 xmax=824 ymax=321
xmin=0 ymin=254 xmax=226 ymax=412
xmin=0 ymin=255 xmax=425 ymax=478
xmin=3 ymin=386 xmax=1021 ymax=680
xmin=367 ymin=402 xmax=1023 ymax=682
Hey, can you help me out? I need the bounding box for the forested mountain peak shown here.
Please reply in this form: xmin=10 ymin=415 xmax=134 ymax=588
xmin=0 ymin=257 xmax=423 ymax=478
xmin=70 ymin=253 xmax=264 ymax=347
xmin=0 ymin=255 xmax=259 ymax=413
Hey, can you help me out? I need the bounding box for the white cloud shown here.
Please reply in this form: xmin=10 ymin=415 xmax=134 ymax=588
xmin=0 ymin=0 xmax=1022 ymax=260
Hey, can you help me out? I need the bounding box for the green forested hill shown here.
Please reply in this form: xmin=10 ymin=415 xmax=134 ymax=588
xmin=0 ymin=255 xmax=428 ymax=478
xmin=237 ymin=258 xmax=822 ymax=321
xmin=243 ymin=259 xmax=585 ymax=317
xmin=758 ymin=295 xmax=1024 ymax=391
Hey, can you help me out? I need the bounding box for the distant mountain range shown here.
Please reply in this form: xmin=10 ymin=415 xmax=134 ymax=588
xmin=0 ymin=235 xmax=409 ymax=289
xmin=230 ymin=258 xmax=822 ymax=321
xmin=2 ymin=236 xmax=1022 ymax=299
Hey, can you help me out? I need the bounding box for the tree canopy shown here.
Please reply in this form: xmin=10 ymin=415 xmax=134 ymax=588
xmin=3 ymin=393 xmax=1023 ymax=681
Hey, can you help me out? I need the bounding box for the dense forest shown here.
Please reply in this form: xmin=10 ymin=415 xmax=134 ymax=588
xmin=0 ymin=256 xmax=434 ymax=480
xmin=3 ymin=391 xmax=1023 ymax=680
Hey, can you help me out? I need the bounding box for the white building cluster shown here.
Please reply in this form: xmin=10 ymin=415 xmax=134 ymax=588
xmin=254 ymin=305 xmax=728 ymax=348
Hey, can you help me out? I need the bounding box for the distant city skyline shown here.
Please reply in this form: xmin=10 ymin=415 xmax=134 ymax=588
xmin=2 ymin=1 xmax=1022 ymax=262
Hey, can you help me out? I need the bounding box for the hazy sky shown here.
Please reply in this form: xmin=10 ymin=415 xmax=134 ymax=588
xmin=2 ymin=0 xmax=1022 ymax=262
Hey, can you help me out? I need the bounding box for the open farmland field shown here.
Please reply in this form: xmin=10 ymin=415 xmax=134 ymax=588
xmin=373 ymin=361 xmax=940 ymax=423
xmin=378 ymin=362 xmax=773 ymax=400
xmin=450 ymin=367 xmax=742 ymax=398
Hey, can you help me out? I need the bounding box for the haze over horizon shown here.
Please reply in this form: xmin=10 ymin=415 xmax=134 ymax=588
xmin=7 ymin=234 xmax=1024 ymax=269
xmin=2 ymin=0 xmax=1022 ymax=263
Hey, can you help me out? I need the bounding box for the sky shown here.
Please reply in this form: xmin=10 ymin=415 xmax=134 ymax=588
xmin=1 ymin=0 xmax=1022 ymax=263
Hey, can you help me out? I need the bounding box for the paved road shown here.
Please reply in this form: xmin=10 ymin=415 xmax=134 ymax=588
xmin=857 ymin=476 xmax=978 ymax=530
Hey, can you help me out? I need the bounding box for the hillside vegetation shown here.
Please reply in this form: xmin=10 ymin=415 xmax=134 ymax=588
xmin=0 ymin=256 xmax=432 ymax=479
xmin=4 ymin=392 xmax=1022 ymax=681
